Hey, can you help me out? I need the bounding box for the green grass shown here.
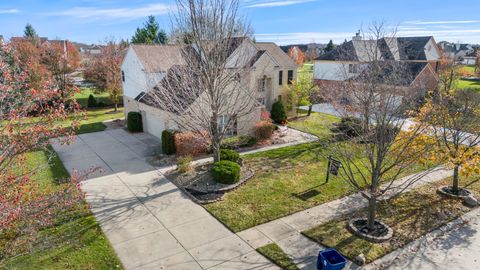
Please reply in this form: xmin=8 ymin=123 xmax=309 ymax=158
xmin=74 ymin=108 xmax=124 ymax=134
xmin=257 ymin=243 xmax=299 ymax=270
xmin=288 ymin=112 xmax=340 ymax=139
xmin=460 ymin=65 xmax=477 ymax=74
xmin=457 ymin=79 xmax=480 ymax=91
xmin=1 ymin=150 xmax=123 ymax=269
xmin=74 ymin=88 xmax=122 ymax=108
xmin=302 ymin=175 xmax=480 ymax=264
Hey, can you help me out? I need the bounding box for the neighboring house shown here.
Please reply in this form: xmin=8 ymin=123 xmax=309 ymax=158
xmin=313 ymin=35 xmax=440 ymax=100
xmin=121 ymin=38 xmax=297 ymax=140
xmin=438 ymin=41 xmax=475 ymax=64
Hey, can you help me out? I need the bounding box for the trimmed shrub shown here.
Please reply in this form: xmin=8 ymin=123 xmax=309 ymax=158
xmin=211 ymin=160 xmax=241 ymax=185
xmin=177 ymin=155 xmax=192 ymax=174
xmin=270 ymin=101 xmax=287 ymax=124
xmin=87 ymin=94 xmax=97 ymax=108
xmin=174 ymin=131 xmax=209 ymax=157
xmin=332 ymin=117 xmax=364 ymax=139
xmin=162 ymin=130 xmax=177 ymax=155
xmin=254 ymin=120 xmax=276 ymax=141
xmin=220 ymin=149 xmax=240 ymax=164
xmin=221 ymin=135 xmax=257 ymax=150
xmin=127 ymin=111 xmax=143 ymax=132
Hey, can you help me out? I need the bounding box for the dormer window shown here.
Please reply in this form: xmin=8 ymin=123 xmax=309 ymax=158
xmin=348 ymin=64 xmax=358 ymax=73
xmin=122 ymin=70 xmax=125 ymax=82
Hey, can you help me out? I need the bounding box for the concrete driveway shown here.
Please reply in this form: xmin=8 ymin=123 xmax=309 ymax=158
xmin=51 ymin=129 xmax=276 ymax=270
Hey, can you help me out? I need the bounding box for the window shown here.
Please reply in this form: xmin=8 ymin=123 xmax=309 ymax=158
xmin=257 ymin=97 xmax=266 ymax=106
xmin=278 ymin=95 xmax=282 ymax=101
xmin=121 ymin=71 xmax=125 ymax=82
xmin=217 ymin=115 xmax=237 ymax=137
xmin=348 ymin=64 xmax=358 ymax=74
xmin=278 ymin=70 xmax=283 ymax=85
xmin=258 ymin=77 xmax=266 ymax=92
xmin=287 ymin=70 xmax=294 ymax=84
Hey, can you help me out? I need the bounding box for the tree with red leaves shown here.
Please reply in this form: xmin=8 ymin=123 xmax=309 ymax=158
xmin=41 ymin=40 xmax=81 ymax=100
xmin=84 ymin=41 xmax=125 ymax=111
xmin=287 ymin=46 xmax=305 ymax=65
xmin=0 ymin=42 xmax=85 ymax=258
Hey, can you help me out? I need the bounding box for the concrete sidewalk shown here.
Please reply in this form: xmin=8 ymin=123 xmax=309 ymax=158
xmin=236 ymin=168 xmax=453 ymax=270
xmin=52 ymin=129 xmax=276 ymax=270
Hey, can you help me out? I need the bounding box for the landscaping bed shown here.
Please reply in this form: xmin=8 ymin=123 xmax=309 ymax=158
xmin=302 ymin=175 xmax=479 ymax=265
xmin=166 ymin=162 xmax=255 ymax=203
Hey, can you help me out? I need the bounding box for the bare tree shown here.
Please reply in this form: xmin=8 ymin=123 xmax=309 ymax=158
xmin=146 ymin=0 xmax=258 ymax=161
xmin=322 ymin=22 xmax=438 ymax=236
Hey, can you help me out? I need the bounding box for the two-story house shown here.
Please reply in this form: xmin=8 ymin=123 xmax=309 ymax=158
xmin=121 ymin=38 xmax=296 ymax=140
xmin=313 ymin=35 xmax=441 ymax=100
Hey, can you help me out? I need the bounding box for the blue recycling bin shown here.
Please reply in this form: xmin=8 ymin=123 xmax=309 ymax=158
xmin=317 ymin=248 xmax=346 ymax=270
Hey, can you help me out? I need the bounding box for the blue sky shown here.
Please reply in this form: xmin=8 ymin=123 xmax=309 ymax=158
xmin=1 ymin=0 xmax=479 ymax=45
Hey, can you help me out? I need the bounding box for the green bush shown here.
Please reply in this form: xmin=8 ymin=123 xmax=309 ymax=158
xmin=177 ymin=155 xmax=192 ymax=174
xmin=220 ymin=149 xmax=240 ymax=164
xmin=271 ymin=101 xmax=287 ymax=124
xmin=221 ymin=135 xmax=257 ymax=150
xmin=332 ymin=117 xmax=364 ymax=139
xmin=127 ymin=111 xmax=143 ymax=132
xmin=87 ymin=94 xmax=97 ymax=108
xmin=211 ymin=160 xmax=241 ymax=184
xmin=162 ymin=130 xmax=177 ymax=155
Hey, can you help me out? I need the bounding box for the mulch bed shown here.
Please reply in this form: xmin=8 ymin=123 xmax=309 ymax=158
xmin=166 ymin=163 xmax=254 ymax=203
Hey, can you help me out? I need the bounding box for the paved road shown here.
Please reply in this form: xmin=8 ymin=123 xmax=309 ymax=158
xmin=51 ymin=129 xmax=276 ymax=270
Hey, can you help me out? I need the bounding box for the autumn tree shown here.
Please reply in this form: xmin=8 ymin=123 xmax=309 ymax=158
xmin=10 ymin=38 xmax=50 ymax=89
xmin=0 ymin=43 xmax=85 ymax=258
xmin=85 ymin=41 xmax=125 ymax=111
xmin=41 ymin=40 xmax=81 ymax=100
xmin=288 ymin=46 xmax=305 ymax=65
xmin=476 ymin=50 xmax=480 ymax=73
xmin=131 ymin=15 xmax=168 ymax=44
xmin=322 ymin=23 xmax=437 ymax=239
xmin=417 ymin=64 xmax=480 ymax=197
xmin=146 ymin=0 xmax=256 ymax=162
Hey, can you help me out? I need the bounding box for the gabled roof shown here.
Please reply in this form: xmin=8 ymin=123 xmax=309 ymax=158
xmin=255 ymin=42 xmax=297 ymax=68
xmin=353 ymin=62 xmax=429 ymax=86
xmin=316 ymin=36 xmax=435 ymax=62
xmin=131 ymin=44 xmax=186 ymax=73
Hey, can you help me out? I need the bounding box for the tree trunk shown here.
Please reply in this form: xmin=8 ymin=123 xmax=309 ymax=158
xmin=452 ymin=165 xmax=460 ymax=195
xmin=212 ymin=141 xmax=221 ymax=162
xmin=114 ymin=102 xmax=118 ymax=112
xmin=307 ymin=104 xmax=313 ymax=116
xmin=367 ymin=197 xmax=377 ymax=230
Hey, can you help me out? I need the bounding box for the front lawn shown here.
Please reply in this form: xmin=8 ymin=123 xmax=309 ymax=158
xmin=205 ymin=112 xmax=434 ymax=232
xmin=74 ymin=108 xmax=124 ymax=134
xmin=302 ymin=175 xmax=479 ymax=264
xmin=458 ymin=78 xmax=480 ymax=92
xmin=74 ymin=88 xmax=123 ymax=108
xmin=0 ymin=149 xmax=123 ymax=269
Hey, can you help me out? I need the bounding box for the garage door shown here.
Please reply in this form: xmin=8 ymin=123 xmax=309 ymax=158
xmin=142 ymin=111 xmax=165 ymax=141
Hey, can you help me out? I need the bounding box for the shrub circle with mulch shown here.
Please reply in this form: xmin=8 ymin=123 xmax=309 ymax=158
xmin=347 ymin=218 xmax=393 ymax=243
xmin=437 ymin=186 xmax=472 ymax=199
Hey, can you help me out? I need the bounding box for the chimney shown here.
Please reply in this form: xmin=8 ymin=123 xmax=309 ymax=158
xmin=352 ymin=30 xmax=361 ymax=41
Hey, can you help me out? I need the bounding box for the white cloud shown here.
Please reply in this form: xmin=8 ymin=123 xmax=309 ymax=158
xmin=49 ymin=4 xmax=171 ymax=21
xmin=405 ymin=20 xmax=480 ymax=25
xmin=246 ymin=0 xmax=315 ymax=8
xmin=0 ymin=8 xmax=19 ymax=14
